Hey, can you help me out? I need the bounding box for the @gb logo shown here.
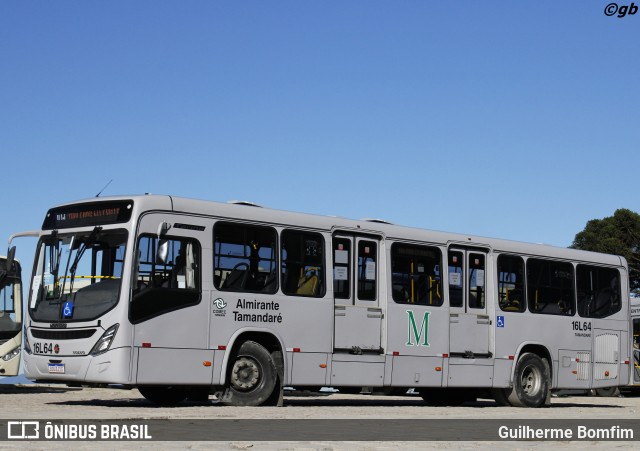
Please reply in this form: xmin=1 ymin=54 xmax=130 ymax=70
xmin=7 ymin=421 xmax=40 ymax=439
xmin=604 ymin=2 xmax=638 ymax=17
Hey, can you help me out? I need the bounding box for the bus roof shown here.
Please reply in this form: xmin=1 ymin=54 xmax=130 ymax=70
xmin=49 ymin=194 xmax=625 ymax=267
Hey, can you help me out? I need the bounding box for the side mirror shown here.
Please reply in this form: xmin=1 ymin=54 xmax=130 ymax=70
xmin=156 ymin=240 xmax=169 ymax=264
xmin=6 ymin=246 xmax=15 ymax=273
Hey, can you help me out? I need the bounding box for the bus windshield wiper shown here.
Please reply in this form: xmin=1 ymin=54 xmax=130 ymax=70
xmin=67 ymin=226 xmax=102 ymax=294
xmin=57 ymin=227 xmax=101 ymax=318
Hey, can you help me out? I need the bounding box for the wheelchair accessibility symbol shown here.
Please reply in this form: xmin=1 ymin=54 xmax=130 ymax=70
xmin=63 ymin=301 xmax=74 ymax=318
xmin=496 ymin=315 xmax=505 ymax=328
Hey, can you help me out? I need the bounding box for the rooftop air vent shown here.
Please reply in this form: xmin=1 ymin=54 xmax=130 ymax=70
xmin=361 ymin=218 xmax=392 ymax=225
xmin=228 ymin=200 xmax=263 ymax=208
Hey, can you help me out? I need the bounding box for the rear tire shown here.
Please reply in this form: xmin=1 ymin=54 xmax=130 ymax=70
xmin=138 ymin=386 xmax=188 ymax=405
xmin=594 ymin=386 xmax=620 ymax=397
xmin=222 ymin=341 xmax=277 ymax=406
xmin=506 ymin=353 xmax=550 ymax=408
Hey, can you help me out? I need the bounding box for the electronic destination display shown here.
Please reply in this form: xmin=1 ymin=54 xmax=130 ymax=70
xmin=42 ymin=200 xmax=133 ymax=230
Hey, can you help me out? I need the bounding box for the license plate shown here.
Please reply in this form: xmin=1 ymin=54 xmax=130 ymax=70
xmin=48 ymin=363 xmax=65 ymax=374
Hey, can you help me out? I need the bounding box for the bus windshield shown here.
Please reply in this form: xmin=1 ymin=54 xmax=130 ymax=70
xmin=29 ymin=228 xmax=127 ymax=322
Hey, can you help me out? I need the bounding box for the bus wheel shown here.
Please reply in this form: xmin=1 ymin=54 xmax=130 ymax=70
xmin=138 ymin=386 xmax=188 ymax=405
xmin=594 ymin=387 xmax=620 ymax=397
xmin=507 ymin=353 xmax=550 ymax=408
xmin=223 ymin=341 xmax=277 ymax=406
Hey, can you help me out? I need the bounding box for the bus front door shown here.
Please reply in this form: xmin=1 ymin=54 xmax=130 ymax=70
xmin=448 ymin=248 xmax=491 ymax=357
xmin=332 ymin=234 xmax=383 ymax=353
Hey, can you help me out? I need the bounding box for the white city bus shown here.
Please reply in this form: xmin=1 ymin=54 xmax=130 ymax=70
xmin=21 ymin=195 xmax=631 ymax=407
xmin=0 ymin=251 xmax=23 ymax=376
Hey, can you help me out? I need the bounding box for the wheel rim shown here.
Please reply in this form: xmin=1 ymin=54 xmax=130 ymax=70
xmin=231 ymin=357 xmax=261 ymax=391
xmin=520 ymin=364 xmax=542 ymax=396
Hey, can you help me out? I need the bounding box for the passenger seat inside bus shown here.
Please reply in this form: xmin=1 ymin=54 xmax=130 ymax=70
xmin=296 ymin=268 xmax=319 ymax=296
xmin=222 ymin=265 xmax=248 ymax=290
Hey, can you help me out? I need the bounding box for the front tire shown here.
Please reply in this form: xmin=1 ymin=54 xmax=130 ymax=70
xmin=222 ymin=341 xmax=277 ymax=406
xmin=506 ymin=353 xmax=550 ymax=408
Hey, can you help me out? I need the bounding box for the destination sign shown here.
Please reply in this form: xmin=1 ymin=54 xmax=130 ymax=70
xmin=42 ymin=200 xmax=133 ymax=229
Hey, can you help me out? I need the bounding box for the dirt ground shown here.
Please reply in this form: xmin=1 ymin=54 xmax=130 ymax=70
xmin=0 ymin=385 xmax=638 ymax=450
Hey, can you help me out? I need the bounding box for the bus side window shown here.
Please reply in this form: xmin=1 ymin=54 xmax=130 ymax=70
xmin=131 ymin=235 xmax=200 ymax=323
xmin=497 ymin=254 xmax=526 ymax=312
xmin=391 ymin=243 xmax=442 ymax=306
xmin=576 ymin=265 xmax=621 ymax=318
xmin=358 ymin=241 xmax=377 ymax=301
xmin=281 ymin=230 xmax=325 ymax=297
xmin=213 ymin=223 xmax=278 ymax=294
xmin=448 ymin=251 xmax=463 ymax=308
xmin=135 ymin=237 xmax=198 ymax=290
xmin=468 ymin=253 xmax=485 ymax=309
xmin=526 ymin=259 xmax=575 ymax=316
xmin=333 ymin=239 xmax=351 ymax=299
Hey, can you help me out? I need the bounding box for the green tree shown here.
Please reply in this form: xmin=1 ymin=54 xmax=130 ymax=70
xmin=571 ymin=208 xmax=640 ymax=296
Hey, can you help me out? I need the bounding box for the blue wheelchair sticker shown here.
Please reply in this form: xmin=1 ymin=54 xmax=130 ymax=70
xmin=63 ymin=302 xmax=74 ymax=318
xmin=496 ymin=315 xmax=505 ymax=328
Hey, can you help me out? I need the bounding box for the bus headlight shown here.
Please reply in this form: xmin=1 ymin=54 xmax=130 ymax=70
xmin=89 ymin=324 xmax=119 ymax=356
xmin=23 ymin=327 xmax=31 ymax=355
xmin=1 ymin=347 xmax=20 ymax=361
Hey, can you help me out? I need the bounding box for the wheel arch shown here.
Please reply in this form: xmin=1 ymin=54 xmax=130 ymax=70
xmin=512 ymin=343 xmax=553 ymax=386
xmin=219 ymin=328 xmax=286 ymax=386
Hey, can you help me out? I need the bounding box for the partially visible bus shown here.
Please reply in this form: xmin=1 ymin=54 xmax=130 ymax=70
xmin=630 ymin=298 xmax=640 ymax=391
xmin=0 ymin=250 xmax=23 ymax=376
xmin=21 ymin=195 xmax=632 ymax=407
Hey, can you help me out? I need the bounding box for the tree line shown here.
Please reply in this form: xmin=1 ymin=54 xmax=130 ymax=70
xmin=571 ymin=208 xmax=640 ymax=297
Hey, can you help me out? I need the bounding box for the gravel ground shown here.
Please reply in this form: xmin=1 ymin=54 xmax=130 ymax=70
xmin=0 ymin=385 xmax=638 ymax=450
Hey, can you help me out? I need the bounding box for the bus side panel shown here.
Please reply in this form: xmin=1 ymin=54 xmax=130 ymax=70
xmin=390 ymin=356 xmax=443 ymax=387
xmin=384 ymin=301 xmax=450 ymax=385
xmin=85 ymin=347 xmax=135 ymax=384
xmin=592 ymin=329 xmax=623 ymax=388
xmin=330 ymin=358 xmax=385 ymax=386
xmin=290 ymin=352 xmax=328 ymax=386
xmin=495 ymin=314 xmax=571 ymax=388
xmin=557 ymin=349 xmax=591 ymax=389
xmin=136 ymin=348 xmax=215 ymax=384
xmin=448 ymin=359 xmax=493 ymax=387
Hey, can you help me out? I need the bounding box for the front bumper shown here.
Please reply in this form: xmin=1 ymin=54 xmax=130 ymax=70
xmin=24 ymin=347 xmax=132 ymax=384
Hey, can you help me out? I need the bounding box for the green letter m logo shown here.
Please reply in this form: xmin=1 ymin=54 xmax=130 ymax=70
xmin=406 ymin=310 xmax=430 ymax=347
